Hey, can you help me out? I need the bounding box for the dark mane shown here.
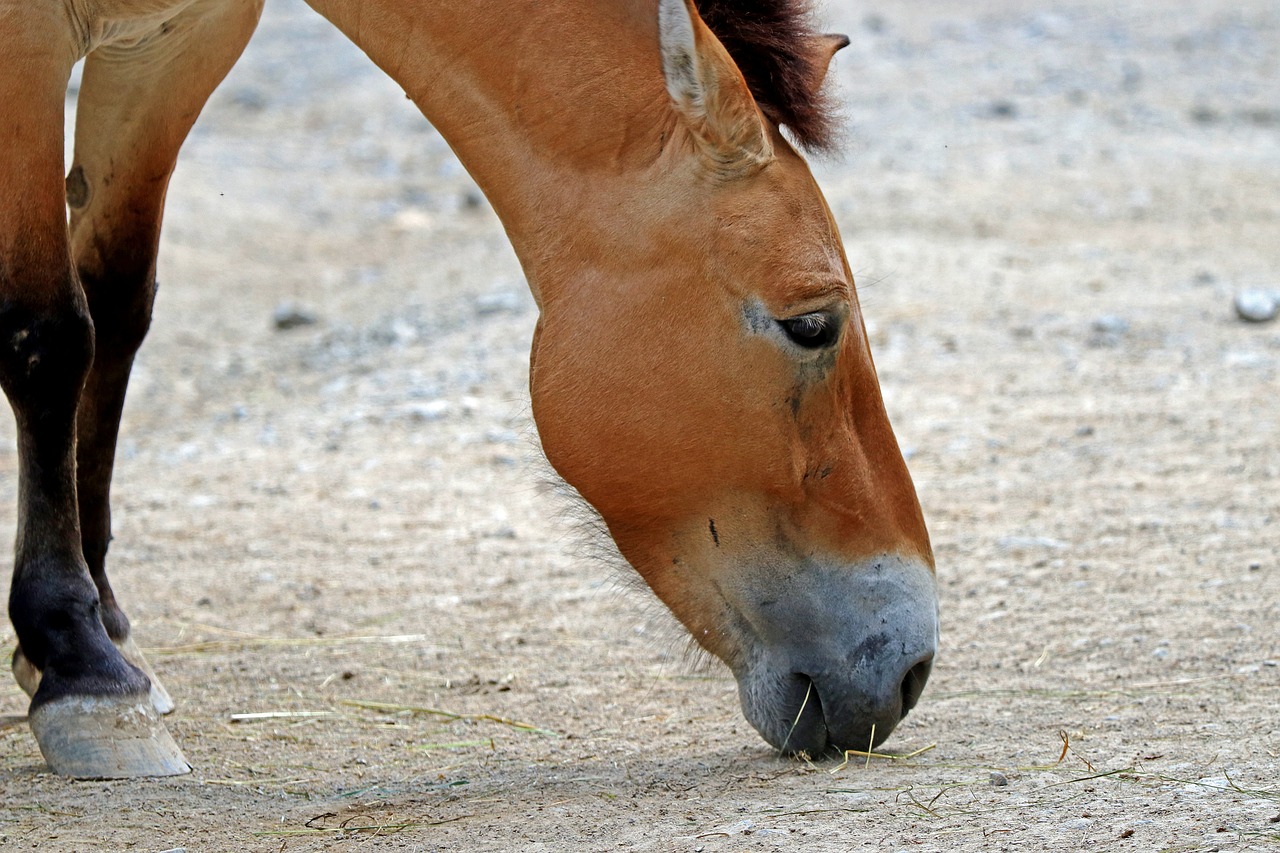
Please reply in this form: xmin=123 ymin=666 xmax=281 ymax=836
xmin=695 ymin=0 xmax=842 ymax=152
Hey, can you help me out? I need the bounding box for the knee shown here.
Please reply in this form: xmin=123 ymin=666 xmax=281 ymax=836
xmin=77 ymin=259 xmax=157 ymax=363
xmin=0 ymin=293 xmax=94 ymax=413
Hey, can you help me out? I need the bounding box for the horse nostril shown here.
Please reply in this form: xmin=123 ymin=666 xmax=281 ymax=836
xmin=899 ymin=656 xmax=933 ymax=716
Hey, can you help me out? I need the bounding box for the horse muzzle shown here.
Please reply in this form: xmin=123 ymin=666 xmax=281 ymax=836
xmin=729 ymin=555 xmax=939 ymax=755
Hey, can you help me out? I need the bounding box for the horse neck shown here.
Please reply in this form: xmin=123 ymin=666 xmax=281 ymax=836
xmin=305 ymin=0 xmax=679 ymax=302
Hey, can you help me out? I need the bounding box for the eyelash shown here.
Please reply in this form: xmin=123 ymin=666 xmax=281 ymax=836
xmin=778 ymin=313 xmax=839 ymax=349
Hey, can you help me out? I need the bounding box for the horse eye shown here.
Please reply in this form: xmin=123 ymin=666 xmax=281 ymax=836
xmin=778 ymin=313 xmax=839 ymax=349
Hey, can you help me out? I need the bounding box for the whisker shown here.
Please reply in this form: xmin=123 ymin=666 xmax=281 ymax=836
xmin=526 ymin=439 xmax=696 ymax=667
xmin=780 ymin=679 xmax=813 ymax=753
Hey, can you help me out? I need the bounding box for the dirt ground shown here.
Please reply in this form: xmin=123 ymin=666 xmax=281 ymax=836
xmin=2 ymin=0 xmax=1278 ymax=850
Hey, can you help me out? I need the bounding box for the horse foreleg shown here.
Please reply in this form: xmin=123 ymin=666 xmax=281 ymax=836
xmin=4 ymin=0 xmax=262 ymax=779
xmin=67 ymin=0 xmax=264 ymax=718
xmin=0 ymin=6 xmax=187 ymax=780
xmin=11 ymin=184 xmax=177 ymax=712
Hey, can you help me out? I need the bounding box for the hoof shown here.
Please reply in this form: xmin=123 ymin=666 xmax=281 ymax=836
xmin=28 ymin=695 xmax=191 ymax=779
xmin=116 ymin=635 xmax=176 ymax=715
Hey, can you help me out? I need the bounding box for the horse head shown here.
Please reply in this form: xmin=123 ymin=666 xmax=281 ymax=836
xmin=528 ymin=0 xmax=938 ymax=754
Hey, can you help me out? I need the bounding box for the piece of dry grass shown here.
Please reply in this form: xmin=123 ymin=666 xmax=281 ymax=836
xmin=779 ymin=681 xmax=813 ymax=754
xmin=829 ymin=742 xmax=937 ymax=774
xmin=340 ymin=698 xmax=559 ymax=736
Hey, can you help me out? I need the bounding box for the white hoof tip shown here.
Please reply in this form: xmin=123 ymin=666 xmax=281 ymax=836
xmin=149 ymin=683 xmax=177 ymax=717
xmin=28 ymin=696 xmax=191 ymax=779
xmin=115 ymin=636 xmax=177 ymax=716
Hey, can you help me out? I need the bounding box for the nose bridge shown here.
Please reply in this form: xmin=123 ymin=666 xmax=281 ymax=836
xmin=797 ymin=335 xmax=933 ymax=567
xmin=809 ymin=451 xmax=932 ymax=568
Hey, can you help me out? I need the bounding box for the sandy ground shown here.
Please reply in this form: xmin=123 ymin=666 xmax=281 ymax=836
xmin=1 ymin=0 xmax=1278 ymax=850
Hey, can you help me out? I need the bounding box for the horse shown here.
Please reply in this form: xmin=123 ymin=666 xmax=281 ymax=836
xmin=0 ymin=0 xmax=938 ymax=779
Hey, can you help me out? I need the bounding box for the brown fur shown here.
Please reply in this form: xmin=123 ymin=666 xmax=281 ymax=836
xmin=695 ymin=0 xmax=841 ymax=151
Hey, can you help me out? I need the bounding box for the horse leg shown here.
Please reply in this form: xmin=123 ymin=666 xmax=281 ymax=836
xmin=29 ymin=0 xmax=261 ymax=719
xmin=0 ymin=6 xmax=184 ymax=779
xmin=4 ymin=1 xmax=262 ymax=778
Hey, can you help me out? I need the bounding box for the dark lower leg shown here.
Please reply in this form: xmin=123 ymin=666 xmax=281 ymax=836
xmin=76 ymin=350 xmax=142 ymax=643
xmin=71 ymin=219 xmax=161 ymax=644
xmin=1 ymin=298 xmax=150 ymax=706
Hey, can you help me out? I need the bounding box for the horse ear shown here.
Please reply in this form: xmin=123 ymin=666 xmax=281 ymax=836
xmin=658 ymin=0 xmax=773 ymax=174
xmin=805 ymin=33 xmax=850 ymax=95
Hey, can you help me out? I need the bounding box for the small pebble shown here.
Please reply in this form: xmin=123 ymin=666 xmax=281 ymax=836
xmin=990 ymin=771 xmax=1009 ymax=786
xmin=474 ymin=290 xmax=523 ymax=316
xmin=996 ymin=535 xmax=1069 ymax=551
xmin=403 ymin=400 xmax=451 ymax=422
xmin=1091 ymin=315 xmax=1130 ymax=335
xmin=229 ymin=88 xmax=266 ymax=111
xmin=1233 ymin=290 xmax=1278 ymax=323
xmin=988 ymin=100 xmax=1018 ymax=119
xmin=1088 ymin=315 xmax=1130 ymax=347
xmin=1245 ymin=109 xmax=1280 ymax=127
xmin=273 ymin=301 xmax=318 ymax=330
xmin=1190 ymin=105 xmax=1220 ymax=124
